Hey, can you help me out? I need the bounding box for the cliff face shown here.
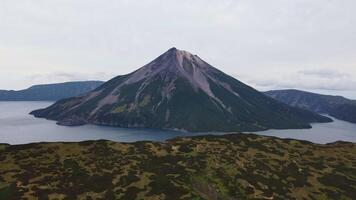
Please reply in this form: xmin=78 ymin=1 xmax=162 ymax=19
xmin=31 ymin=48 xmax=331 ymax=132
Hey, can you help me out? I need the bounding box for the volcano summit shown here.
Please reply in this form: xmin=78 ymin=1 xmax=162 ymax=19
xmin=31 ymin=48 xmax=331 ymax=132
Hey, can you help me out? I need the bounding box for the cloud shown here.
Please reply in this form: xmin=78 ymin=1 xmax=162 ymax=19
xmin=0 ymin=0 xmax=355 ymax=98
xmin=298 ymin=69 xmax=351 ymax=79
xmin=27 ymin=72 xmax=115 ymax=84
xmin=241 ymin=68 xmax=356 ymax=93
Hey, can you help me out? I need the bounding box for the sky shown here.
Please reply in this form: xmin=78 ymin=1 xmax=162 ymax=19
xmin=0 ymin=0 xmax=355 ymax=99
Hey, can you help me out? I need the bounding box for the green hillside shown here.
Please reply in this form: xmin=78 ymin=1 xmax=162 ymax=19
xmin=0 ymin=134 xmax=355 ymax=199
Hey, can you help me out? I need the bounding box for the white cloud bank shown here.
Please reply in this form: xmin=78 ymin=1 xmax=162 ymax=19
xmin=0 ymin=0 xmax=355 ymax=98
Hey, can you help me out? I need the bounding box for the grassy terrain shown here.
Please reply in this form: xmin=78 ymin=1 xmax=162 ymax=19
xmin=0 ymin=134 xmax=355 ymax=200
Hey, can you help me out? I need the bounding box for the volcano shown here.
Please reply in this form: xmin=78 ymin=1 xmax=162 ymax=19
xmin=31 ymin=48 xmax=331 ymax=132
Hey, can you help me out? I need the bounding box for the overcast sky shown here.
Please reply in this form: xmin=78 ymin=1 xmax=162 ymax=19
xmin=0 ymin=0 xmax=355 ymax=98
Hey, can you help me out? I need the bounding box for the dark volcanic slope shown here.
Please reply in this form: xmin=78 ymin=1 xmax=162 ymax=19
xmin=31 ymin=48 xmax=331 ymax=132
xmin=0 ymin=134 xmax=355 ymax=200
xmin=265 ymin=89 xmax=356 ymax=123
xmin=0 ymin=81 xmax=103 ymax=101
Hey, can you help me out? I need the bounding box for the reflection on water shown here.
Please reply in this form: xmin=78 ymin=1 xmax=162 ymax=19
xmin=0 ymin=101 xmax=355 ymax=145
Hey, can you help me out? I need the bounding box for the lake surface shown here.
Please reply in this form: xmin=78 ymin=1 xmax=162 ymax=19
xmin=0 ymin=101 xmax=355 ymax=145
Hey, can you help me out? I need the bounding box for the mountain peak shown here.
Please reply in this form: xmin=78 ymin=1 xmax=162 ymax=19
xmin=165 ymin=47 xmax=196 ymax=62
xmin=31 ymin=49 xmax=332 ymax=132
xmin=167 ymin=47 xmax=184 ymax=53
xmin=123 ymin=47 xmax=214 ymax=94
xmin=128 ymin=47 xmax=211 ymax=82
xmin=168 ymin=47 xmax=178 ymax=52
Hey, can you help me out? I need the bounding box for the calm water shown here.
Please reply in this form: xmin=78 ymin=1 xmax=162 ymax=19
xmin=0 ymin=101 xmax=355 ymax=145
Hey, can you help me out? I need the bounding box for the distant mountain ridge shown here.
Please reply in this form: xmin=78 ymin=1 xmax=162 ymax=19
xmin=31 ymin=48 xmax=331 ymax=132
xmin=0 ymin=81 xmax=104 ymax=101
xmin=265 ymin=89 xmax=356 ymax=123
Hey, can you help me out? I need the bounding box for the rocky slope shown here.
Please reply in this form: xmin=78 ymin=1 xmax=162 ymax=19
xmin=0 ymin=134 xmax=355 ymax=199
xmin=31 ymin=48 xmax=331 ymax=132
xmin=0 ymin=81 xmax=103 ymax=101
xmin=265 ymin=89 xmax=356 ymax=123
